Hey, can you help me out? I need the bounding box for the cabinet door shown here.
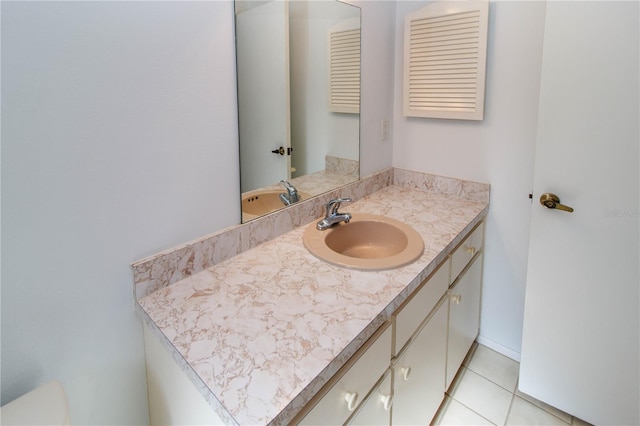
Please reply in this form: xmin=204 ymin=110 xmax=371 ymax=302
xmin=446 ymin=253 xmax=483 ymax=389
xmin=347 ymin=371 xmax=392 ymax=426
xmin=143 ymin=325 xmax=225 ymax=425
xmin=392 ymin=299 xmax=448 ymax=425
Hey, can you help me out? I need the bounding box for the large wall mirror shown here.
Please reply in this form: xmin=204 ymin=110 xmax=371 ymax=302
xmin=235 ymin=0 xmax=361 ymax=222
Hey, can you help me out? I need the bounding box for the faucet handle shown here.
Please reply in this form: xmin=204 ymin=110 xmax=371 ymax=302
xmin=327 ymin=197 xmax=352 ymax=205
xmin=326 ymin=197 xmax=352 ymax=215
xmin=280 ymin=180 xmax=300 ymax=204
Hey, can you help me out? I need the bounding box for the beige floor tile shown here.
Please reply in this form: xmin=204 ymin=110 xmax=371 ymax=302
xmin=571 ymin=416 xmax=594 ymax=426
xmin=440 ymin=342 xmax=588 ymax=426
xmin=515 ymin=387 xmax=572 ymax=423
xmin=449 ymin=368 xmax=513 ymax=425
xmin=506 ymin=396 xmax=570 ymax=426
xmin=434 ymin=396 xmax=493 ymax=426
xmin=467 ymin=345 xmax=520 ymax=392
xmin=462 ymin=341 xmax=479 ymax=367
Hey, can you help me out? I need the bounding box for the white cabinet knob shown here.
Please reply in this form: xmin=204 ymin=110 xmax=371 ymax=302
xmin=452 ymin=294 xmax=462 ymax=305
xmin=344 ymin=391 xmax=358 ymax=411
xmin=465 ymin=245 xmax=477 ymax=256
xmin=400 ymin=366 xmax=412 ymax=381
xmin=380 ymin=394 xmax=393 ymax=411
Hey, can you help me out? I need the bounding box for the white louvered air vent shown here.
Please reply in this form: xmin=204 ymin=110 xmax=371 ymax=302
xmin=329 ymin=21 xmax=361 ymax=114
xmin=404 ymin=0 xmax=488 ymax=120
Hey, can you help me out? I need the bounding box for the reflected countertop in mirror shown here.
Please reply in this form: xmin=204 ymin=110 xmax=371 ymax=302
xmin=241 ymin=156 xmax=358 ymax=222
xmin=235 ymin=0 xmax=361 ymax=223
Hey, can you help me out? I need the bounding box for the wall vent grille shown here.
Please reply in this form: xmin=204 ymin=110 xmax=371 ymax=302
xmin=404 ymin=1 xmax=488 ymax=120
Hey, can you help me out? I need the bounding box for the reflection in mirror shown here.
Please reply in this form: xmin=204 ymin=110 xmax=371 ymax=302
xmin=235 ymin=0 xmax=361 ymax=222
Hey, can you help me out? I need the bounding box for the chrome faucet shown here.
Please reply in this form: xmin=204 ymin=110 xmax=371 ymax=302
xmin=316 ymin=198 xmax=352 ymax=230
xmin=279 ymin=180 xmax=300 ymax=206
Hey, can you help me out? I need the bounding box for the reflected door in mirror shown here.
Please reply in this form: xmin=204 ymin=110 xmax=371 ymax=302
xmin=236 ymin=1 xmax=291 ymax=193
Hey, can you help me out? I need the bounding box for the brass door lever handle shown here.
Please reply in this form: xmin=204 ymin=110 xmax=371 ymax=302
xmin=540 ymin=193 xmax=574 ymax=212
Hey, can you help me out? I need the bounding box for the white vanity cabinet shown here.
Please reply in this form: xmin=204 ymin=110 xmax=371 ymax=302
xmin=390 ymin=221 xmax=485 ymax=424
xmin=298 ymin=221 xmax=485 ymax=426
xmin=143 ymin=218 xmax=486 ymax=426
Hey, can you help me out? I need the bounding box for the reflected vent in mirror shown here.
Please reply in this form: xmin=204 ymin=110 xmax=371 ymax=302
xmin=329 ymin=20 xmax=360 ymax=114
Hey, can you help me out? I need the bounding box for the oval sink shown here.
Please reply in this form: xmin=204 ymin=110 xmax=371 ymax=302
xmin=303 ymin=214 xmax=424 ymax=270
xmin=242 ymin=190 xmax=311 ymax=220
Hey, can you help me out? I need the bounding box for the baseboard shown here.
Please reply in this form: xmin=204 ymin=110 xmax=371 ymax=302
xmin=476 ymin=335 xmax=521 ymax=362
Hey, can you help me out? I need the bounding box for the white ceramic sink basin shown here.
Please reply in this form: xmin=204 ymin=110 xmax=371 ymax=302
xmin=303 ymin=214 xmax=424 ymax=270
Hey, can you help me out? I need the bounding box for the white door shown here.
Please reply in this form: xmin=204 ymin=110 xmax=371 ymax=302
xmin=236 ymin=1 xmax=291 ymax=193
xmin=520 ymin=2 xmax=639 ymax=425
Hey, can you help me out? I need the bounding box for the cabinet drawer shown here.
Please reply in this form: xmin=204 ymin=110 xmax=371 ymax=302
xmin=298 ymin=323 xmax=392 ymax=425
xmin=394 ymin=258 xmax=449 ymax=355
xmin=451 ymin=222 xmax=484 ymax=283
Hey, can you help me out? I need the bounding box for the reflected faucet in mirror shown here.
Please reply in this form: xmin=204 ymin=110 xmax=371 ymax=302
xmin=279 ymin=180 xmax=299 ymax=206
xmin=235 ymin=0 xmax=361 ymax=223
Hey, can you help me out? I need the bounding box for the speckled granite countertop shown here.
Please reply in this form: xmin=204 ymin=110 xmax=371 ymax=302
xmin=137 ymin=184 xmax=488 ymax=425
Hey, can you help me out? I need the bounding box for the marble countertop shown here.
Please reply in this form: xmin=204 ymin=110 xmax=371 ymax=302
xmin=137 ymin=184 xmax=488 ymax=425
xmin=244 ymin=169 xmax=359 ymax=199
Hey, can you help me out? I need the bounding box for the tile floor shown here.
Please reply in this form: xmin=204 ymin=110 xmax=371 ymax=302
xmin=432 ymin=343 xmax=593 ymax=426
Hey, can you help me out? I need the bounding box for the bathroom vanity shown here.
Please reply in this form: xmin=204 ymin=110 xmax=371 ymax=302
xmin=136 ymin=169 xmax=488 ymax=425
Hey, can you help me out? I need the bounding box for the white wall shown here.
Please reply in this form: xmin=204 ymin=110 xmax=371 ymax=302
xmin=1 ymin=1 xmax=239 ymax=424
xmin=353 ymin=0 xmax=396 ymax=177
xmin=392 ymin=1 xmax=547 ymax=357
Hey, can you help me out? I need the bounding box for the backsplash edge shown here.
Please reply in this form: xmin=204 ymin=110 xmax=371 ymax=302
xmin=393 ymin=167 xmax=491 ymax=204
